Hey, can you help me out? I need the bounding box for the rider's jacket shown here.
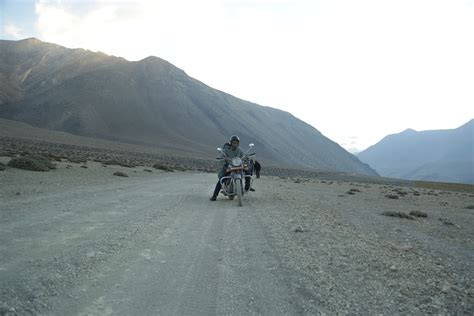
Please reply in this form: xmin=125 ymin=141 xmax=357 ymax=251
xmin=223 ymin=145 xmax=244 ymax=159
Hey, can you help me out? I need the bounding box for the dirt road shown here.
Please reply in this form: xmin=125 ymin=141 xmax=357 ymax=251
xmin=1 ymin=161 xmax=473 ymax=314
xmin=1 ymin=163 xmax=317 ymax=315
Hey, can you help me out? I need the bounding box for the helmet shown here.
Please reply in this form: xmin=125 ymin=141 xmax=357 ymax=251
xmin=230 ymin=135 xmax=240 ymax=143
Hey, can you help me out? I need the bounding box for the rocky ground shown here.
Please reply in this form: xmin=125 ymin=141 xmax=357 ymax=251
xmin=1 ymin=136 xmax=473 ymax=315
xmin=255 ymin=176 xmax=474 ymax=314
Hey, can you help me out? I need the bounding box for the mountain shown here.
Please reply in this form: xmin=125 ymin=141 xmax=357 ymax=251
xmin=357 ymin=120 xmax=474 ymax=184
xmin=0 ymin=38 xmax=377 ymax=176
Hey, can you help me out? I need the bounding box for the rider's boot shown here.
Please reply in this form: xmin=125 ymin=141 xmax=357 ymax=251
xmin=210 ymin=181 xmax=221 ymax=201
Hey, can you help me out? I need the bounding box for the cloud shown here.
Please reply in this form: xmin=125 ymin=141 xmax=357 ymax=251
xmin=4 ymin=23 xmax=24 ymax=39
xmin=33 ymin=0 xmax=228 ymax=60
xmin=35 ymin=1 xmax=82 ymax=46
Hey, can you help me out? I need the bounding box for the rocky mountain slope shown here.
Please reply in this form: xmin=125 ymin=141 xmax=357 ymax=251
xmin=357 ymin=120 xmax=473 ymax=184
xmin=0 ymin=38 xmax=376 ymax=176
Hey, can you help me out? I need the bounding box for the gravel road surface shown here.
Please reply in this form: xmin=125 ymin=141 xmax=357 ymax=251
xmin=1 ymin=160 xmax=473 ymax=315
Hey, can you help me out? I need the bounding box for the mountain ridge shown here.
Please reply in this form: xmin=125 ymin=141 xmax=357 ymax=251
xmin=0 ymin=38 xmax=377 ymax=176
xmin=357 ymin=120 xmax=473 ymax=184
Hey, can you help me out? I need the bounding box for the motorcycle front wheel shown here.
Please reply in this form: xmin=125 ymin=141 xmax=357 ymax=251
xmin=227 ymin=181 xmax=234 ymax=200
xmin=236 ymin=179 xmax=243 ymax=206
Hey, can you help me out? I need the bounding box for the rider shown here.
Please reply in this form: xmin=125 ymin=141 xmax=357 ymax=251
xmin=210 ymin=135 xmax=244 ymax=201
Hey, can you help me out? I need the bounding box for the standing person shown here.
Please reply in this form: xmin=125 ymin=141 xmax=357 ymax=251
xmin=210 ymin=135 xmax=244 ymax=201
xmin=254 ymin=160 xmax=261 ymax=179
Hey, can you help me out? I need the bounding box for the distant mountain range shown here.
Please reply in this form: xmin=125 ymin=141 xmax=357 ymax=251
xmin=357 ymin=120 xmax=473 ymax=184
xmin=0 ymin=38 xmax=377 ymax=176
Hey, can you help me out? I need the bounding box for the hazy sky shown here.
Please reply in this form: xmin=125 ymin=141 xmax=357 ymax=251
xmin=1 ymin=0 xmax=473 ymax=152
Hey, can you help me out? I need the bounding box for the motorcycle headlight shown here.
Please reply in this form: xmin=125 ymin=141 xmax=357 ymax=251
xmin=231 ymin=157 xmax=242 ymax=166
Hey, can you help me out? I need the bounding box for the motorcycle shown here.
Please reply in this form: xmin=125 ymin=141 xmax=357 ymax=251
xmin=217 ymin=143 xmax=256 ymax=206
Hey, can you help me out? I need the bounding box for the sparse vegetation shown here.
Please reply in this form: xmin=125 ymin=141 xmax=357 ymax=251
xmin=385 ymin=194 xmax=399 ymax=199
xmin=415 ymin=181 xmax=474 ymax=194
xmin=7 ymin=155 xmax=56 ymax=171
xmin=465 ymin=205 xmax=474 ymax=210
xmin=382 ymin=211 xmax=414 ymax=219
xmin=0 ymin=162 xmax=6 ymax=171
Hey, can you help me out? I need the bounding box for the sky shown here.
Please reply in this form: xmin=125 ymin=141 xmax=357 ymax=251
xmin=1 ymin=0 xmax=473 ymax=152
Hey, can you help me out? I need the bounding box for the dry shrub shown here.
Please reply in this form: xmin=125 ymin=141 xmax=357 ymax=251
xmin=0 ymin=162 xmax=6 ymax=171
xmin=0 ymin=150 xmax=18 ymax=157
xmin=465 ymin=205 xmax=474 ymax=210
xmin=42 ymin=153 xmax=63 ymax=162
xmin=385 ymin=194 xmax=399 ymax=199
xmin=8 ymin=155 xmax=56 ymax=171
xmin=409 ymin=210 xmax=428 ymax=218
xmin=113 ymin=171 xmax=128 ymax=177
xmin=118 ymin=161 xmax=134 ymax=168
xmin=392 ymin=188 xmax=408 ymax=196
xmin=173 ymin=166 xmax=188 ymax=171
xmin=382 ymin=211 xmax=414 ymax=219
xmin=68 ymin=157 xmax=87 ymax=164
xmin=153 ymin=163 xmax=174 ymax=172
xmin=439 ymin=218 xmax=455 ymax=226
